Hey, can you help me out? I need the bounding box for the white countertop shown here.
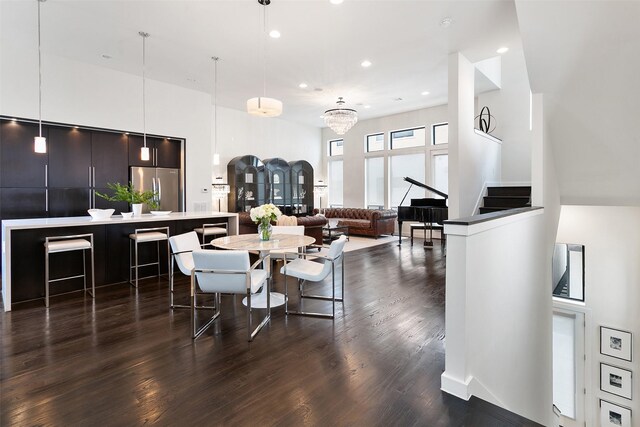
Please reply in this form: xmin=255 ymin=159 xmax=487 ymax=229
xmin=1 ymin=211 xmax=238 ymax=231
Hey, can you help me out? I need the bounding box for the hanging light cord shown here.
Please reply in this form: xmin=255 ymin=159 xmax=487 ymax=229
xmin=142 ymin=32 xmax=147 ymax=148
xmin=213 ymin=56 xmax=219 ymax=153
xmin=262 ymin=3 xmax=267 ymax=97
xmin=37 ymin=0 xmax=43 ymax=137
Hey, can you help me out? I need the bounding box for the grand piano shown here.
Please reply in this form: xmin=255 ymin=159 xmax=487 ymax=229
xmin=397 ymin=177 xmax=448 ymax=246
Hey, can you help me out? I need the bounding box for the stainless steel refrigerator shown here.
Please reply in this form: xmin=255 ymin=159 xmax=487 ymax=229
xmin=131 ymin=167 xmax=182 ymax=213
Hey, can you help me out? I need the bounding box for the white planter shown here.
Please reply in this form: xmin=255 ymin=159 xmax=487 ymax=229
xmin=132 ymin=203 xmax=143 ymax=217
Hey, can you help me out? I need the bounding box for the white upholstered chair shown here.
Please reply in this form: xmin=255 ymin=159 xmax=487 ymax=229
xmin=168 ymin=231 xmax=210 ymax=309
xmin=270 ymin=225 xmax=305 ymax=264
xmin=191 ymin=249 xmax=271 ymax=340
xmin=280 ymin=235 xmax=347 ymax=319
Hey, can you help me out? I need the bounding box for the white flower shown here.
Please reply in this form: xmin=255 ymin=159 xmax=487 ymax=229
xmin=250 ymin=203 xmax=282 ymax=223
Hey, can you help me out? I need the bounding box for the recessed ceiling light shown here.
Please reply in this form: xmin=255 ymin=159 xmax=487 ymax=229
xmin=298 ymin=83 xmax=308 ymax=89
xmin=364 ymin=105 xmax=371 ymax=109
xmin=440 ymin=17 xmax=453 ymax=28
xmin=330 ymin=0 xmax=344 ymax=4
xmin=421 ymin=91 xmax=430 ymax=96
xmin=269 ymin=30 xmax=281 ymax=39
xmin=319 ymin=115 xmax=325 ymax=119
xmin=361 ymin=60 xmax=372 ymax=68
xmin=496 ymin=46 xmax=509 ymax=54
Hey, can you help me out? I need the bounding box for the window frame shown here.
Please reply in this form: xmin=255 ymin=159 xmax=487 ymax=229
xmin=328 ymin=138 xmax=344 ymax=157
xmin=365 ymin=133 xmax=385 ymax=153
xmin=390 ymin=126 xmax=426 ymax=150
xmin=431 ymin=122 xmax=448 ymax=145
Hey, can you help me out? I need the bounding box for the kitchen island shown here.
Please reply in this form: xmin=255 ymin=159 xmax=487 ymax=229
xmin=1 ymin=212 xmax=238 ymax=311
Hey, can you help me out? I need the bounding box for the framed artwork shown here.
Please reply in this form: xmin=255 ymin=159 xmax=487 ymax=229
xmin=601 ymin=327 xmax=633 ymax=361
xmin=600 ymin=399 xmax=632 ymax=427
xmin=601 ymin=363 xmax=632 ymax=399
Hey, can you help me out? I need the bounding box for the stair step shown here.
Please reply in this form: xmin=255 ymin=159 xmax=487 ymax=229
xmin=483 ymin=196 xmax=531 ymax=208
xmin=487 ymin=186 xmax=531 ymax=197
xmin=479 ymin=207 xmax=510 ymax=214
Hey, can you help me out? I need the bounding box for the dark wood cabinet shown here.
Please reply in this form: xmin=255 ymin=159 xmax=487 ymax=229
xmin=227 ymin=155 xmax=266 ymax=213
xmin=48 ymin=127 xmax=92 ymax=188
xmin=0 ymin=187 xmax=48 ymax=219
xmin=48 ymin=188 xmax=91 ymax=217
xmin=92 ymin=132 xmax=129 ymax=187
xmin=1 ymin=120 xmax=48 ymax=188
xmin=129 ymin=135 xmax=181 ymax=168
xmin=264 ymin=158 xmax=292 ymax=215
xmin=290 ymin=160 xmax=314 ymax=216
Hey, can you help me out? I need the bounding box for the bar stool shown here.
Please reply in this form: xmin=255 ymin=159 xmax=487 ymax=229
xmin=129 ymin=226 xmax=170 ymax=288
xmin=44 ymin=233 xmax=95 ymax=308
xmin=193 ymin=222 xmax=228 ymax=246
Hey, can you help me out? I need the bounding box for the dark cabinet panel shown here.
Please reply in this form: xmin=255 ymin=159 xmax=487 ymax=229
xmin=48 ymin=127 xmax=92 ymax=188
xmin=49 ymin=188 xmax=91 ymax=217
xmin=1 ymin=120 xmax=48 ymax=188
xmin=156 ymin=138 xmax=181 ymax=168
xmin=0 ymin=188 xmax=47 ymax=219
xmin=129 ymin=135 xmax=181 ymax=168
xmin=92 ymin=132 xmax=129 ymax=187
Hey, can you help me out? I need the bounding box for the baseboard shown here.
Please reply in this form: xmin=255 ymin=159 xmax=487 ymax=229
xmin=441 ymin=371 xmax=472 ymax=400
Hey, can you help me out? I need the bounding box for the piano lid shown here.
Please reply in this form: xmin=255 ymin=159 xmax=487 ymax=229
xmin=403 ymin=177 xmax=448 ymax=199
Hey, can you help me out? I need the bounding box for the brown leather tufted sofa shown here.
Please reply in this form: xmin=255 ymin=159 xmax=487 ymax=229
xmin=317 ymin=208 xmax=397 ymax=238
xmin=237 ymin=212 xmax=327 ymax=245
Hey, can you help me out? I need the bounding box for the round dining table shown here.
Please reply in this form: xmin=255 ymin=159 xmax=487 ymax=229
xmin=210 ymin=233 xmax=315 ymax=308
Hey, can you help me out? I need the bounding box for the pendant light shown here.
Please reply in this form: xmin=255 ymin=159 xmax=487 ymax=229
xmin=246 ymin=0 xmax=282 ymax=117
xmin=324 ymin=97 xmax=358 ymax=135
xmin=34 ymin=0 xmax=47 ymax=154
xmin=139 ymin=31 xmax=150 ymax=161
xmin=212 ymin=56 xmax=220 ymax=166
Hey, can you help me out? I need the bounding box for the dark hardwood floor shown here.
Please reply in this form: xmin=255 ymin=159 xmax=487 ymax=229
xmin=0 ymin=239 xmax=540 ymax=426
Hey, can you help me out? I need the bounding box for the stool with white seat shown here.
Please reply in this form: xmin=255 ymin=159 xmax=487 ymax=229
xmin=129 ymin=226 xmax=170 ymax=288
xmin=44 ymin=233 xmax=95 ymax=307
xmin=193 ymin=222 xmax=228 ymax=246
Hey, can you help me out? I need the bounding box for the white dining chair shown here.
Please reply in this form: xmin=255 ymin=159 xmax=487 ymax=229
xmin=280 ymin=235 xmax=347 ymax=319
xmin=270 ymin=225 xmax=305 ymax=265
xmin=168 ymin=231 xmax=211 ymax=309
xmin=191 ymin=249 xmax=271 ymax=340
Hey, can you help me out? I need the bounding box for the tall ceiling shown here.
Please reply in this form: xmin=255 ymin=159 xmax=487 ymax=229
xmin=3 ymin=0 xmax=521 ymax=128
xmin=516 ymin=0 xmax=640 ymax=205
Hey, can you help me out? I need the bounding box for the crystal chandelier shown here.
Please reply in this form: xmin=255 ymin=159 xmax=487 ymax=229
xmin=324 ymin=97 xmax=358 ymax=135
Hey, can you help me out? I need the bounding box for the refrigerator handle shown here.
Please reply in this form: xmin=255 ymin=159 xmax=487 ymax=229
xmin=152 ymin=177 xmax=156 ymax=196
xmin=157 ymin=177 xmax=162 ymax=206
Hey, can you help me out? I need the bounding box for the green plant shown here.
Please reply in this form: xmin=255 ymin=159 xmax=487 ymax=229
xmin=96 ymin=182 xmax=159 ymax=210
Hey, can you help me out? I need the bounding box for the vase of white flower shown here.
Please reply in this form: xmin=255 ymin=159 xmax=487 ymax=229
xmin=250 ymin=203 xmax=282 ymax=241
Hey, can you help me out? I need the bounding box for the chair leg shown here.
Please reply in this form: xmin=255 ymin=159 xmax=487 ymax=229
xmin=247 ymin=278 xmax=271 ymax=342
xmin=82 ymin=250 xmax=87 ymax=292
xmin=90 ymin=243 xmax=95 ymax=298
xmin=45 ymin=247 xmax=50 ymax=308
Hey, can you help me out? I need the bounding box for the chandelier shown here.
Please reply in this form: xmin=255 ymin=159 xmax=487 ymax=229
xmin=324 ymin=97 xmax=358 ymax=135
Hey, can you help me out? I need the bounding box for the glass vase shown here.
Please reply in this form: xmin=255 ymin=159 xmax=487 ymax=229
xmin=258 ymin=220 xmax=273 ymax=241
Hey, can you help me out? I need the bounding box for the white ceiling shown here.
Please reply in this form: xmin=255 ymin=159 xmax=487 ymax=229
xmin=516 ymin=0 xmax=640 ymax=205
xmin=5 ymin=0 xmax=521 ymax=128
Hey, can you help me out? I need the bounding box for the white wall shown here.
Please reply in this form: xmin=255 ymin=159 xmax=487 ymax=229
xmin=477 ymin=45 xmax=532 ymax=184
xmin=555 ymin=205 xmax=640 ymax=424
xmin=449 ymin=52 xmax=501 ymax=219
xmin=0 ymin=34 xmax=321 ymax=212
xmin=441 ymin=209 xmax=552 ymax=425
xmin=320 ymin=105 xmax=448 ymax=209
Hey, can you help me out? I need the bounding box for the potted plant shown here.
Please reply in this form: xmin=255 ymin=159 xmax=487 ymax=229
xmin=96 ymin=182 xmax=158 ymax=216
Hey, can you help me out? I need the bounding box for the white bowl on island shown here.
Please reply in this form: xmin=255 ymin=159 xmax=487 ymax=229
xmin=88 ymin=208 xmax=115 ymax=220
xmin=150 ymin=211 xmax=172 ymax=216
xmin=121 ymin=212 xmax=134 ymax=219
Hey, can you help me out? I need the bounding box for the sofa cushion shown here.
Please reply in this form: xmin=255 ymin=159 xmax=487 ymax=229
xmin=337 ymin=219 xmax=372 ymax=229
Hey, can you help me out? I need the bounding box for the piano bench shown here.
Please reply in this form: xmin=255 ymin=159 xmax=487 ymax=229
xmin=410 ymin=223 xmax=445 ymax=247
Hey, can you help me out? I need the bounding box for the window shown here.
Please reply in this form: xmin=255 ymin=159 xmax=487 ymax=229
xmin=390 ymin=127 xmax=426 ymax=149
xmin=328 ymin=139 xmax=343 ymax=156
xmin=390 ymin=153 xmax=425 ymax=208
xmin=432 ymin=153 xmax=448 ymax=196
xmin=432 ymin=123 xmax=448 ymax=145
xmin=328 ymin=160 xmax=343 ymax=207
xmin=365 ymin=157 xmax=385 ymax=208
xmin=366 ymin=133 xmax=384 ymax=152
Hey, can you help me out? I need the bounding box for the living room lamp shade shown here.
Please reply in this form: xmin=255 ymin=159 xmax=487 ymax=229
xmin=324 ymin=97 xmax=358 ymax=135
xmin=139 ymin=31 xmax=150 ymax=161
xmin=34 ymin=0 xmax=47 ymax=154
xmin=246 ymin=0 xmax=282 ymax=118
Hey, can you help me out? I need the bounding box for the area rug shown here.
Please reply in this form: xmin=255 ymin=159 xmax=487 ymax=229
xmin=342 ymin=235 xmax=404 ymax=252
